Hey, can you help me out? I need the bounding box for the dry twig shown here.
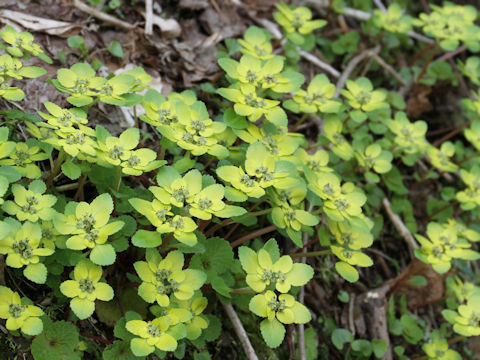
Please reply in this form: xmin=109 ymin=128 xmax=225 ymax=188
xmin=334 ymin=46 xmax=380 ymax=96
xmin=73 ymin=0 xmax=136 ymax=30
xmin=223 ymin=303 xmax=259 ymax=360
xmin=144 ymin=0 xmax=153 ymax=35
xmin=382 ymin=198 xmax=419 ymax=253
xmin=250 ymin=15 xmax=341 ymax=78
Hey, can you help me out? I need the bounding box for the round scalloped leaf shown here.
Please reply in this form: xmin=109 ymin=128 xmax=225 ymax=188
xmin=24 ymin=263 xmax=47 ymax=284
xmin=260 ymin=318 xmax=285 ymax=348
xmin=90 ymin=244 xmax=116 ymax=266
xmin=335 ymin=261 xmax=359 ymax=283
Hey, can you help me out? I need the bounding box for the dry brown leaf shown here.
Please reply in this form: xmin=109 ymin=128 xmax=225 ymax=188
xmin=0 ymin=9 xmax=78 ymax=36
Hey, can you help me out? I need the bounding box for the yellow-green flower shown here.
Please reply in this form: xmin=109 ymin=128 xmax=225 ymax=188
xmin=134 ymin=249 xmax=206 ymax=307
xmin=443 ymin=294 xmax=480 ymax=337
xmin=427 ymin=142 xmax=458 ymax=173
xmin=239 ymin=247 xmax=313 ymax=293
xmin=0 ymin=25 xmax=50 ymax=61
xmin=286 ymin=74 xmax=341 ymax=114
xmin=249 ymin=290 xmax=311 ymax=325
xmin=355 ymin=143 xmax=393 ymax=174
xmin=0 ymin=286 xmax=44 ymax=335
xmin=97 ymin=128 xmax=139 ymax=166
xmin=2 ymin=180 xmax=57 ymax=222
xmin=38 ymin=102 xmax=88 ymax=130
xmin=150 ymin=168 xmax=200 ymax=207
xmin=388 ymin=112 xmax=428 ymax=154
xmin=323 ymin=117 xmax=354 ymax=160
xmin=422 ymin=331 xmax=461 ymax=360
xmin=126 ymin=317 xmax=178 ymax=355
xmin=415 ymin=222 xmax=480 ymax=274
xmin=217 ymin=83 xmax=286 ymax=125
xmin=373 ymin=3 xmax=413 ymax=34
xmin=45 ymin=125 xmax=97 ymax=158
xmin=0 ymin=220 xmax=53 ymax=283
xmin=120 ymin=148 xmax=162 ymax=176
xmin=0 ymin=142 xmax=48 ymax=179
xmin=53 ymin=193 xmax=123 ymax=265
xmin=60 ymin=259 xmax=113 ymax=320
xmin=174 ymin=295 xmax=209 ymax=340
xmin=129 ymin=198 xmax=173 ymax=228
xmin=340 ymin=77 xmax=388 ymax=113
xmin=273 ymin=2 xmax=326 ymax=45
xmin=238 ymin=26 xmax=274 ymax=60
xmin=292 ymin=148 xmax=331 ymax=173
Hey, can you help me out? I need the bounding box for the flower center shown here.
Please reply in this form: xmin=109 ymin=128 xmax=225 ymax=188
xmin=268 ymin=297 xmax=286 ymax=312
xmin=109 ymin=145 xmax=124 ymax=160
xmin=14 ymin=150 xmax=30 ymax=166
xmin=12 ymin=239 xmax=33 ymax=259
xmin=240 ymin=174 xmax=255 ymax=187
xmin=172 ymin=188 xmax=189 ymax=203
xmin=79 ymin=278 xmax=95 ymax=293
xmin=191 ymin=120 xmax=206 ymax=132
xmin=77 ymin=214 xmax=96 ymax=232
xmin=198 ymin=198 xmax=212 ymax=210
xmin=357 ymin=90 xmax=371 ymax=105
xmin=334 ymin=199 xmax=349 ymax=211
xmin=9 ymin=304 xmax=25 ymax=318
xmin=147 ymin=324 xmax=161 ymax=337
xmin=127 ymin=155 xmax=140 ymax=167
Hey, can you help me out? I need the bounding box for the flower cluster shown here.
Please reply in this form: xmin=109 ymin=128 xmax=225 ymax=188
xmin=239 ymin=240 xmax=312 ymax=347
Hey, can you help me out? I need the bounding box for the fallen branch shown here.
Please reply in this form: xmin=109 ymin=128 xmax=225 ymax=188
xmin=73 ymin=0 xmax=136 ymax=30
xmin=297 ymin=232 xmax=309 ymax=360
xmin=382 ymin=198 xmax=419 ymax=253
xmin=358 ymin=283 xmax=393 ymax=360
xmin=334 ymin=46 xmax=380 ymax=96
xmin=144 ymin=0 xmax=153 ymax=35
xmin=223 ymin=303 xmax=259 ymax=360
xmin=302 ymin=0 xmax=434 ymax=44
xmin=250 ymin=15 xmax=341 ymax=78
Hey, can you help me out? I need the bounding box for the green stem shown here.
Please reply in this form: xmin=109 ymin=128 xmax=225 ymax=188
xmin=114 ymin=166 xmax=123 ymax=192
xmin=73 ymin=173 xmax=87 ymax=201
xmin=290 ymin=250 xmax=331 ymax=258
xmin=133 ymin=105 xmax=139 ymax=128
xmin=46 ymin=149 xmax=66 ymax=188
xmin=230 ymin=287 xmax=256 ymax=294
xmin=204 ymin=208 xmax=272 ymax=237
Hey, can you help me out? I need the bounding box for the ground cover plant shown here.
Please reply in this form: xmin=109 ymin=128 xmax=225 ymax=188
xmin=1 ymin=0 xmax=480 ymax=359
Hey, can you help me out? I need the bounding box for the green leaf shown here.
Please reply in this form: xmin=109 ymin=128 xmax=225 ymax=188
xmin=372 ymin=339 xmax=387 ymax=358
xmin=263 ymin=238 xmax=280 ymax=263
xmin=31 ymin=319 xmax=81 ymax=360
xmin=131 ymin=229 xmax=162 ymax=248
xmin=351 ymin=339 xmax=372 ymax=357
xmin=103 ymin=340 xmax=136 ymax=360
xmin=203 ymin=315 xmax=222 ymax=341
xmin=107 ymin=40 xmax=124 ymax=58
xmin=224 ymin=108 xmax=248 ymax=129
xmin=24 ymin=263 xmax=47 ymax=284
xmin=61 ymin=159 xmax=81 ymax=180
xmin=18 ymin=66 xmax=47 ymax=78
xmin=224 ymin=186 xmax=248 ymax=202
xmin=260 ymin=318 xmax=285 ymax=348
xmin=331 ymin=328 xmax=353 ymax=350
xmin=335 ymin=262 xmax=359 ymax=283
xmin=0 ymin=165 xmax=21 ymax=182
xmin=90 ymin=244 xmax=116 ymax=265
xmin=190 ymin=237 xmax=234 ymax=276
xmin=409 ymin=275 xmax=427 ymax=287
xmin=210 ymin=275 xmax=232 ymax=298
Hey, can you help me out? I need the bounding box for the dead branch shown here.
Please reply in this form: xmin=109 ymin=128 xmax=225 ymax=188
xmin=223 ymin=303 xmax=259 ymax=360
xmin=382 ymin=198 xmax=419 ymax=253
xmin=73 ymin=0 xmax=136 ymax=30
